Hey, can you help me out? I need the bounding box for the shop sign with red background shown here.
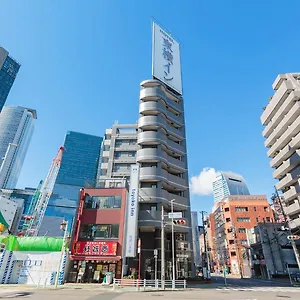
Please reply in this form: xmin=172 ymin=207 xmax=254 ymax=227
xmin=74 ymin=241 xmax=117 ymax=256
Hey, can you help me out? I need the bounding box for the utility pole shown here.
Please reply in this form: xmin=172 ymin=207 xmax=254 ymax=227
xmin=274 ymin=186 xmax=300 ymax=271
xmin=171 ymin=199 xmax=176 ymax=289
xmin=200 ymin=211 xmax=211 ymax=279
xmin=232 ymin=227 xmax=243 ymax=279
xmin=161 ymin=205 xmax=165 ymax=290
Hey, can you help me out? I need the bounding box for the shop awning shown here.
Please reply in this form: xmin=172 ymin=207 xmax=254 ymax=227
xmin=71 ymin=255 xmax=122 ymax=261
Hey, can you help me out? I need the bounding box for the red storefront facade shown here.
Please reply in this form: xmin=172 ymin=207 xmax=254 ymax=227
xmin=68 ymin=187 xmax=127 ymax=283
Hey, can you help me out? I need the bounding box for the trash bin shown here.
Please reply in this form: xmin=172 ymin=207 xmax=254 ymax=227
xmin=105 ymin=272 xmax=114 ymax=284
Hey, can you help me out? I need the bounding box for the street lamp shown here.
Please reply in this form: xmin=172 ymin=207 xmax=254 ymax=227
xmin=171 ymin=199 xmax=176 ymax=289
xmin=54 ymin=220 xmax=68 ymax=289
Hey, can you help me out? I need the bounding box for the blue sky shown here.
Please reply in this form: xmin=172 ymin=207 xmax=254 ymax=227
xmin=1 ymin=0 xmax=300 ymax=216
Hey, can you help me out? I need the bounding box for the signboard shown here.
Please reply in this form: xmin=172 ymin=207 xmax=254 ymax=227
xmin=74 ymin=241 xmax=117 ymax=256
xmin=168 ymin=212 xmax=183 ymax=219
xmin=125 ymin=164 xmax=140 ymax=257
xmin=152 ymin=22 xmax=182 ymax=95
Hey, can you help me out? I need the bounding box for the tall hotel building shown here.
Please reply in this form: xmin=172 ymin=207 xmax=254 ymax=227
xmin=135 ymin=23 xmax=194 ymax=278
xmin=261 ymin=73 xmax=300 ymax=229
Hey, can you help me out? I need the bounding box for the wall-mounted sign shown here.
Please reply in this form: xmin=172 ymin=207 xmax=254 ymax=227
xmin=74 ymin=241 xmax=117 ymax=256
xmin=152 ymin=22 xmax=182 ymax=95
xmin=125 ymin=164 xmax=140 ymax=257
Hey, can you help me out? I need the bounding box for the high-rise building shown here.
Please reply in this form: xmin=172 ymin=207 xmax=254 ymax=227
xmin=212 ymin=171 xmax=250 ymax=203
xmin=39 ymin=131 xmax=102 ymax=236
xmin=97 ymin=123 xmax=138 ymax=188
xmin=0 ymin=47 xmax=21 ymax=112
xmin=0 ymin=106 xmax=37 ymax=189
xmin=261 ymin=73 xmax=300 ymax=229
xmin=135 ymin=22 xmax=194 ymax=278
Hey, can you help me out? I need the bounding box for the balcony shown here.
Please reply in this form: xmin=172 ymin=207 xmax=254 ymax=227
xmin=102 ymin=151 xmax=110 ymax=157
xmin=261 ymin=80 xmax=294 ymax=125
xmin=100 ymin=163 xmax=108 ymax=170
xmin=273 ymin=150 xmax=300 ymax=179
xmin=138 ymin=131 xmax=185 ymax=154
xmin=276 ymin=173 xmax=293 ymax=191
xmin=265 ymin=102 xmax=300 ymax=148
xmin=270 ymin=135 xmax=300 ymax=168
xmin=115 ymin=144 xmax=137 ymax=151
xmin=139 ymin=101 xmax=184 ymax=126
xmin=285 ymin=201 xmax=300 ymax=216
xmin=139 ymin=167 xmax=188 ymax=190
xmin=136 ymin=148 xmax=186 ymax=171
xmin=263 ymin=91 xmax=300 ymax=138
xmin=283 ymin=185 xmax=300 ymax=202
xmin=138 ymin=115 xmax=184 ymax=140
xmin=290 ymin=217 xmax=300 ymax=229
xmin=138 ymin=187 xmax=189 ymax=208
xmin=140 ymin=86 xmax=183 ymax=113
xmin=267 ymin=115 xmax=300 ymax=158
xmin=113 ymin=156 xmax=136 ymax=164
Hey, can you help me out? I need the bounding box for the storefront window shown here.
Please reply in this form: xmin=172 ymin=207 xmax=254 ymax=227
xmin=84 ymin=195 xmax=121 ymax=209
xmin=79 ymin=224 xmax=119 ymax=240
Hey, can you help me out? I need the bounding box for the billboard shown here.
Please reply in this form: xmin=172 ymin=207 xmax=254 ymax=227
xmin=152 ymin=22 xmax=182 ymax=95
xmin=125 ymin=164 xmax=140 ymax=257
xmin=74 ymin=241 xmax=117 ymax=256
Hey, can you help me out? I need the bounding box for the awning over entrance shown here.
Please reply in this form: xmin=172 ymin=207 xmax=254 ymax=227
xmin=71 ymin=255 xmax=121 ymax=261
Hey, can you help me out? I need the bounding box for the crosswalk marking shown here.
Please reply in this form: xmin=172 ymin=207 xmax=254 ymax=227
xmin=216 ymin=286 xmax=300 ymax=293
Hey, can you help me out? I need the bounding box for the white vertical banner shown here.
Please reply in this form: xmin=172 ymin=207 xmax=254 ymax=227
xmin=125 ymin=164 xmax=140 ymax=257
xmin=152 ymin=22 xmax=182 ymax=95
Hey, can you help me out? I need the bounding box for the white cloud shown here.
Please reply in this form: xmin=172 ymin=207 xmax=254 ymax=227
xmin=189 ymin=167 xmax=218 ymax=196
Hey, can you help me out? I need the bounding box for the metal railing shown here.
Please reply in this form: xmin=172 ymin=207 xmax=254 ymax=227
xmin=112 ymin=278 xmax=186 ymax=291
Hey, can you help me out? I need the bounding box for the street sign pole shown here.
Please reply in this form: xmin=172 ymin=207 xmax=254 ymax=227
xmin=287 ymin=235 xmax=300 ymax=271
xmin=154 ymin=249 xmax=158 ymax=289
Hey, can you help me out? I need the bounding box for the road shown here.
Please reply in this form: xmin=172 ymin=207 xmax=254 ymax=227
xmin=0 ymin=277 xmax=299 ymax=300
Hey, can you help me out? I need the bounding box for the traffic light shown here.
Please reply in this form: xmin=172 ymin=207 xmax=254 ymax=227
xmin=173 ymin=219 xmax=186 ymax=225
xmin=0 ymin=243 xmax=5 ymax=253
xmin=287 ymin=235 xmax=300 ymax=241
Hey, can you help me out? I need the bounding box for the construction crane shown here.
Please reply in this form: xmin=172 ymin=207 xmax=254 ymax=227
xmin=22 ymin=180 xmax=43 ymax=234
xmin=23 ymin=146 xmax=65 ymax=236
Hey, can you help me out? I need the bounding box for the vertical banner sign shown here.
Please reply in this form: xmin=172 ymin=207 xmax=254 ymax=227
xmin=152 ymin=22 xmax=182 ymax=95
xmin=125 ymin=164 xmax=140 ymax=257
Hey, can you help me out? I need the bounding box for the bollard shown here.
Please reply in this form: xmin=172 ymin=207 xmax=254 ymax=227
xmin=143 ymin=279 xmax=146 ymax=291
xmin=183 ymin=280 xmax=186 ymax=289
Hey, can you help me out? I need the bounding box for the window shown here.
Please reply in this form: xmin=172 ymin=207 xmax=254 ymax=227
xmin=256 ymin=217 xmax=259 ymax=222
xmin=79 ymin=224 xmax=119 ymax=240
xmin=240 ymin=240 xmax=248 ymax=245
xmin=84 ymin=196 xmax=121 ymax=209
xmin=254 ymin=207 xmax=257 ymax=211
xmin=238 ymin=228 xmax=246 ymax=233
xmin=235 ymin=207 xmax=248 ymax=212
xmin=237 ymin=217 xmax=250 ymax=222
xmin=229 ymin=240 xmax=234 ymax=245
xmin=129 ymin=140 xmax=136 ymax=145
xmin=264 ymin=206 xmax=269 ymax=212
xmin=230 ymin=251 xmax=236 ymax=256
xmin=224 ymin=207 xmax=229 ymax=212
xmin=226 ymin=218 xmax=231 ymax=222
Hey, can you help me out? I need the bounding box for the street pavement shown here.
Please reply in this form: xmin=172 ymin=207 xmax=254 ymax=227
xmin=1 ymin=276 xmax=300 ymax=299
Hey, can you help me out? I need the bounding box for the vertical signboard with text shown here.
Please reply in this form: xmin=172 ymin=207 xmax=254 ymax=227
xmin=125 ymin=164 xmax=140 ymax=257
xmin=152 ymin=22 xmax=182 ymax=95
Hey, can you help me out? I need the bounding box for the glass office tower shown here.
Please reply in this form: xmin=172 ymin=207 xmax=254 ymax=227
xmin=0 ymin=47 xmax=21 ymax=112
xmin=39 ymin=131 xmax=102 ymax=236
xmin=0 ymin=106 xmax=37 ymax=189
